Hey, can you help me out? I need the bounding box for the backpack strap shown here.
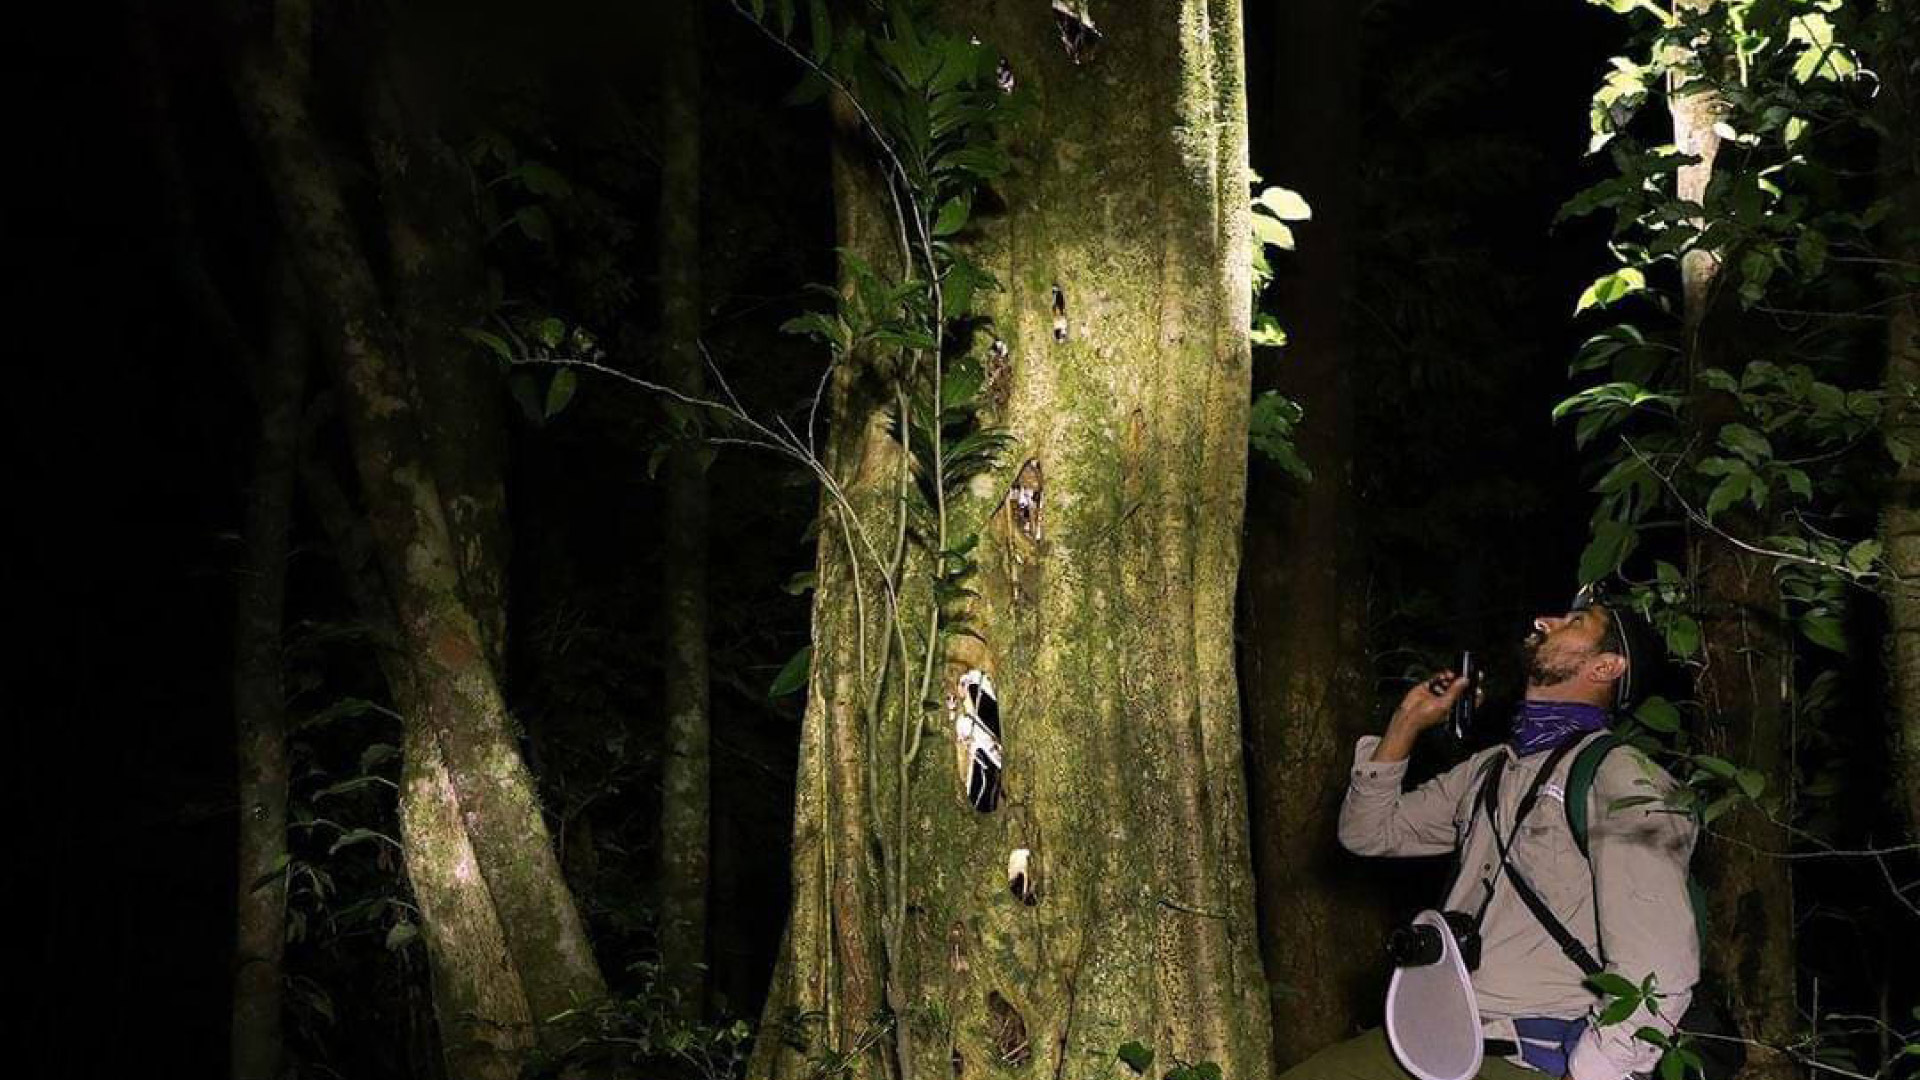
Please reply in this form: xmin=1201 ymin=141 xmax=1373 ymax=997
xmin=1562 ymin=732 xmax=1712 ymax=948
xmin=1564 ymin=733 xmax=1624 ymax=860
xmin=1480 ymin=740 xmax=1604 ymax=977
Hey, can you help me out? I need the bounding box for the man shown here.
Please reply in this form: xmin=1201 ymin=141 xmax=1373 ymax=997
xmin=1279 ymin=597 xmax=1699 ymax=1080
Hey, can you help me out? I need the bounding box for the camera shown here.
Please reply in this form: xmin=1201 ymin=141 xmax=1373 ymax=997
xmin=1386 ymin=910 xmax=1481 ymax=972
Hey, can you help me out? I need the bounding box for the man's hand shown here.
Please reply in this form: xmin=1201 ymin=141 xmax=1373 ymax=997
xmin=1369 ymin=671 xmax=1469 ymax=763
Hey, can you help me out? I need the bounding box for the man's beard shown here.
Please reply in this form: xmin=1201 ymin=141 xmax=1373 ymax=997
xmin=1521 ymin=631 xmax=1581 ymax=686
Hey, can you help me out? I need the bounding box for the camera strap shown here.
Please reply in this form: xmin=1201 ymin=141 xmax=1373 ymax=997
xmin=1473 ymin=741 xmax=1604 ymax=978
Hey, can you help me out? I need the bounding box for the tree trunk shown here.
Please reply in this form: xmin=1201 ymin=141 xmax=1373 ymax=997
xmin=228 ymin=0 xmax=608 ymax=1060
xmin=1876 ymin=0 xmax=1920 ymax=837
xmin=752 ymin=4 xmax=1272 ymax=1079
xmin=301 ymin=453 xmax=536 ymax=1080
xmin=1242 ymin=0 xmax=1378 ymax=1064
xmin=360 ymin=61 xmax=549 ymax=1072
xmin=1670 ymin=7 xmax=1799 ymax=1074
xmin=230 ymin=259 xmax=308 ymax=1080
xmin=132 ymin=18 xmax=311 ymax=1075
xmin=658 ymin=0 xmax=713 ymax=1020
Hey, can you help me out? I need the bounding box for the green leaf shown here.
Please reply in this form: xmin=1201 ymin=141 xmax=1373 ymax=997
xmin=1717 ymin=424 xmax=1772 ymax=463
xmin=1846 ymin=539 xmax=1882 ymax=573
xmin=1800 ymin=613 xmax=1847 ymax=653
xmin=462 ymin=328 xmax=516 ymax=364
xmin=1252 ymin=213 xmax=1296 ymax=251
xmin=1693 ymin=754 xmax=1740 ymax=780
xmin=1665 ymin=614 xmax=1701 ymax=658
xmin=1796 ymin=229 xmax=1829 ymax=278
xmin=509 ymin=373 xmax=545 ymax=424
xmin=1735 ymin=768 xmax=1766 ymax=799
xmin=1576 ymin=266 xmax=1647 ymax=314
xmin=514 ymin=205 xmax=553 ymax=244
xmin=1579 ymin=519 xmax=1636 ymax=584
xmin=769 ymin=645 xmax=811 ymax=698
xmin=1256 ymin=186 xmax=1313 ymax=221
xmin=538 ymin=317 xmax=567 ymax=348
xmin=1251 ymin=312 xmax=1289 ymax=347
xmin=1116 ymin=1041 xmax=1154 ymax=1074
xmin=328 ymin=827 xmax=393 ymax=856
xmin=933 ymin=195 xmax=972 ymax=237
xmin=514 ymin=161 xmax=572 ymax=198
xmin=1589 ymin=971 xmax=1640 ymax=997
xmin=1636 ymin=696 xmax=1680 ymax=733
xmin=544 ymin=369 xmax=578 ymax=419
xmin=1704 ymin=473 xmax=1748 ymax=519
xmin=385 ymin=920 xmax=419 ymax=952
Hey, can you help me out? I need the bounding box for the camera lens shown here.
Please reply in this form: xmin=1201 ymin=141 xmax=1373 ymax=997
xmin=1386 ymin=924 xmax=1443 ymax=967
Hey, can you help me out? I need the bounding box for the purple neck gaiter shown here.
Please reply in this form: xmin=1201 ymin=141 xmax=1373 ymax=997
xmin=1510 ymin=700 xmax=1609 ymax=756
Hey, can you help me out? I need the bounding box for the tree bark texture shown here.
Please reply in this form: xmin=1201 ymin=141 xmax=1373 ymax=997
xmin=230 ymin=260 xmax=308 ymax=1080
xmin=1242 ymin=0 xmax=1380 ymax=1064
xmin=753 ymin=4 xmax=1272 ymax=1079
xmin=302 ymin=453 xmax=536 ymax=1080
xmin=228 ymin=0 xmax=607 ymax=1062
xmin=1876 ymin=0 xmax=1920 ymax=837
xmin=658 ymin=0 xmax=714 ymax=1020
xmin=1670 ymin=8 xmax=1799 ymax=1074
xmin=361 ymin=59 xmax=549 ymax=1072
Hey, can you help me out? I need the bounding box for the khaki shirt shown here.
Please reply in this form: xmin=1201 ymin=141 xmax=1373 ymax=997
xmin=1339 ymin=731 xmax=1699 ymax=1080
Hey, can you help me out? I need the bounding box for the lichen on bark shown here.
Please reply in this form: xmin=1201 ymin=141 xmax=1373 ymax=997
xmin=753 ymin=4 xmax=1272 ymax=1078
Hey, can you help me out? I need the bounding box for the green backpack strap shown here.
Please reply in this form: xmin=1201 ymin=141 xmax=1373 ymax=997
xmin=1564 ymin=733 xmax=1623 ymax=860
xmin=1564 ymin=732 xmax=1710 ymax=943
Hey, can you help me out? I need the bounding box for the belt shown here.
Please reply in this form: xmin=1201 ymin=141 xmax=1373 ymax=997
xmin=1484 ymin=1015 xmax=1588 ymax=1076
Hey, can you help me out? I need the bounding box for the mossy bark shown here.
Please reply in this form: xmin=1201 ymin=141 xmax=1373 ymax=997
xmin=1669 ymin=10 xmax=1799 ymax=1073
xmin=230 ymin=1 xmax=607 ymax=1065
xmin=1241 ymin=0 xmax=1381 ymax=1064
xmin=658 ymin=0 xmax=714 ymax=1020
xmin=753 ymin=4 xmax=1272 ymax=1079
xmin=302 ymin=454 xmax=535 ymax=1080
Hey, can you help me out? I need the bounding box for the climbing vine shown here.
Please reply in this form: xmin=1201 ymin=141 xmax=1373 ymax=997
xmin=1558 ymin=1 xmax=1920 ymax=1072
xmin=1556 ymin=0 xmax=1879 ymax=764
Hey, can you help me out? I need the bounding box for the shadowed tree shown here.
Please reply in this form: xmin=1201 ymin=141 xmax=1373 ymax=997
xmin=1668 ymin=3 xmax=1799 ymax=1073
xmin=1241 ymin=0 xmax=1381 ymax=1063
xmin=226 ymin=262 xmax=308 ymax=1080
xmin=1877 ymin=0 xmax=1920 ymax=837
xmin=223 ymin=0 xmax=609 ymax=1072
xmin=750 ymin=2 xmax=1272 ymax=1078
xmin=658 ymin=0 xmax=714 ymax=1019
xmin=134 ymin=21 xmax=311 ymax=1072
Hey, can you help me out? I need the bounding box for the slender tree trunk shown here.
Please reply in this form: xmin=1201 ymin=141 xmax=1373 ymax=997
xmin=301 ymin=453 xmax=535 ymax=1080
xmin=228 ymin=0 xmax=608 ymax=1061
xmin=1670 ymin=7 xmax=1798 ymax=1074
xmin=658 ymin=0 xmax=713 ymax=1019
xmin=1242 ymin=0 xmax=1377 ymax=1064
xmin=132 ymin=24 xmax=313 ymax=1072
xmin=230 ymin=259 xmax=308 ymax=1080
xmin=752 ymin=4 xmax=1272 ymax=1079
xmin=360 ymin=65 xmax=548 ymax=1072
xmin=1876 ymin=0 xmax=1920 ymax=837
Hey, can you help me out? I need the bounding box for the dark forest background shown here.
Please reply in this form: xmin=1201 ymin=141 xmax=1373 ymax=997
xmin=6 ymin=0 xmax=1914 ymax=1078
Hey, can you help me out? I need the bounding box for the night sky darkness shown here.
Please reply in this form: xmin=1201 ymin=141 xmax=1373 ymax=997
xmin=5 ymin=1 xmax=1698 ymax=1075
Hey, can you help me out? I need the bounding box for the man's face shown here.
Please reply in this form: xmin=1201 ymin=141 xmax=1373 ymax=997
xmin=1521 ymin=605 xmax=1613 ymax=688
